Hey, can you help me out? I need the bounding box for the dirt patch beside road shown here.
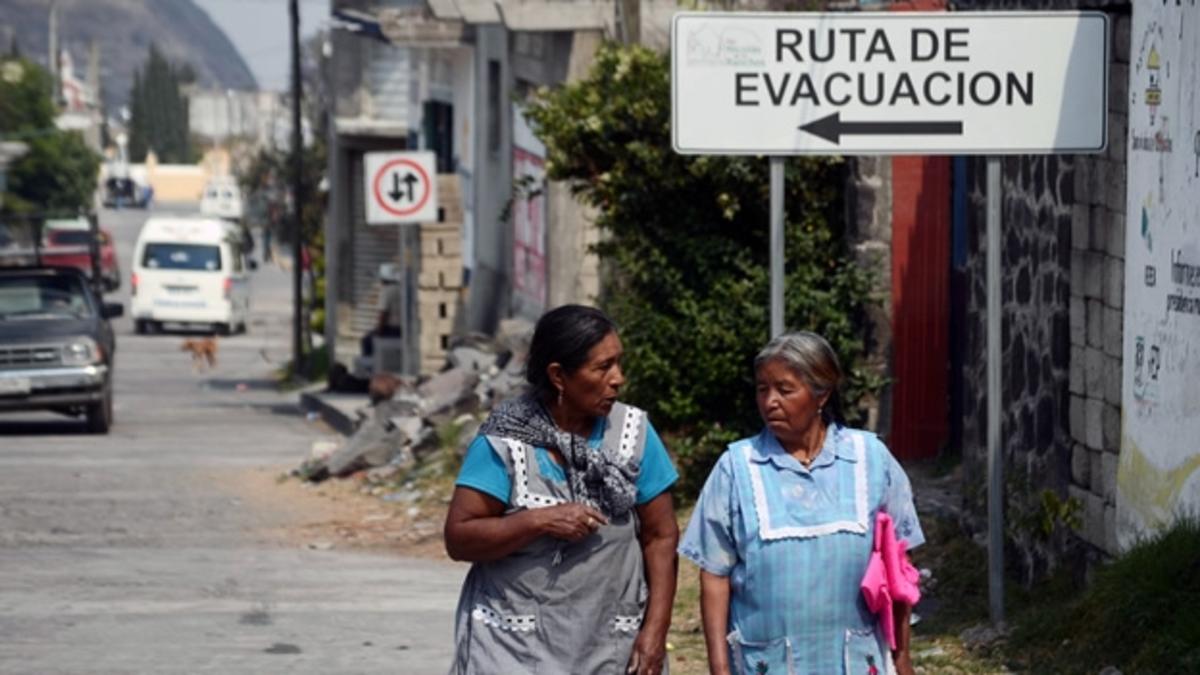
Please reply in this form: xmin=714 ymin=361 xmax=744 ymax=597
xmin=206 ymin=465 xmax=451 ymax=560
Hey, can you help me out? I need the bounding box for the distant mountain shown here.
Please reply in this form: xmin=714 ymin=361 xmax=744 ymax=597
xmin=0 ymin=0 xmax=257 ymax=109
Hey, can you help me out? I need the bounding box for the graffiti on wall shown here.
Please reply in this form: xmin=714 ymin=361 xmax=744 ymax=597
xmin=1118 ymin=1 xmax=1200 ymax=550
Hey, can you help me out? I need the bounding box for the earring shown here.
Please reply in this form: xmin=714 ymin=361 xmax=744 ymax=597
xmin=557 ymin=389 xmax=564 ymax=407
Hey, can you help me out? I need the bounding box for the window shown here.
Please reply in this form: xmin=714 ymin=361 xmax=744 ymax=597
xmin=46 ymin=230 xmax=93 ymax=246
xmin=142 ymin=243 xmax=222 ymax=271
xmin=0 ymin=275 xmax=93 ymax=319
xmin=487 ymin=59 xmax=501 ymax=154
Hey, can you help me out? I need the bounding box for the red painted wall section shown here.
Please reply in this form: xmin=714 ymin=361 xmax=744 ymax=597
xmin=888 ymin=0 xmax=951 ymax=460
xmin=890 ymin=156 xmax=951 ymax=460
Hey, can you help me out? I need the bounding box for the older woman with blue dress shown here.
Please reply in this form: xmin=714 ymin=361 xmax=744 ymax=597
xmin=679 ymin=331 xmax=923 ymax=675
xmin=445 ymin=305 xmax=680 ymax=674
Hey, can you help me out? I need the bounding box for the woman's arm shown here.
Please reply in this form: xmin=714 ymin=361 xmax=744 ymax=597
xmin=892 ymin=601 xmax=914 ymax=675
xmin=442 ymin=486 xmax=608 ymax=562
xmin=628 ymin=491 xmax=679 ymax=674
xmin=700 ymin=570 xmax=732 ymax=675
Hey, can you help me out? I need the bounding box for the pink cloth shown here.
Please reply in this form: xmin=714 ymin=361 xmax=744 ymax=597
xmin=860 ymin=511 xmax=922 ymax=650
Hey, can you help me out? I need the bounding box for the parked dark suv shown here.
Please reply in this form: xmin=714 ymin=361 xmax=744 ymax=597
xmin=0 ymin=267 xmax=122 ymax=433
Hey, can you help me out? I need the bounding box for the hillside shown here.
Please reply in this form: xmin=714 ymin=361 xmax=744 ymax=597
xmin=0 ymin=0 xmax=257 ymax=108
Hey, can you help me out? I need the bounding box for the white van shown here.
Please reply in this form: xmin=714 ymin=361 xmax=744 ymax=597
xmin=130 ymin=217 xmax=251 ymax=335
xmin=199 ymin=177 xmax=244 ymax=222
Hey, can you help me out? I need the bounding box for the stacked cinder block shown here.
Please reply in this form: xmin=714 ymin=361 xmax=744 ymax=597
xmin=1066 ymin=14 xmax=1130 ymax=556
xmin=417 ymin=175 xmax=465 ymax=375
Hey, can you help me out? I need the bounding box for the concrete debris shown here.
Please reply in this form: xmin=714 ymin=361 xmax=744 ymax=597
xmin=310 ymin=440 xmax=339 ymax=461
xmin=298 ymin=327 xmax=531 ymax=484
xmin=418 ymin=367 xmax=481 ymax=422
xmin=496 ymin=317 xmax=534 ymax=359
xmin=447 ymin=345 xmax=498 ymax=373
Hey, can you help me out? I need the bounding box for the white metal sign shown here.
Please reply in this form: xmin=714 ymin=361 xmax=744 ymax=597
xmin=365 ymin=151 xmax=439 ymax=224
xmin=672 ymin=12 xmax=1109 ymax=155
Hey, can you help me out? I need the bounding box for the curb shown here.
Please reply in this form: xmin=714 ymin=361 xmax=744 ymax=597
xmin=299 ymin=389 xmax=357 ymax=437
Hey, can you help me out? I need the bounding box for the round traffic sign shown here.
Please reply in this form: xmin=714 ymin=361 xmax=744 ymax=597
xmin=371 ymin=158 xmax=432 ymax=217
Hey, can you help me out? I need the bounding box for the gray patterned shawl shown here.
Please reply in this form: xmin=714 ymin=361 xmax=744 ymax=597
xmin=478 ymin=393 xmax=639 ymax=518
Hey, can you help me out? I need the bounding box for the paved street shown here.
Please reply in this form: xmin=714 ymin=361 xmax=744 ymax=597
xmin=0 ymin=205 xmax=464 ymax=674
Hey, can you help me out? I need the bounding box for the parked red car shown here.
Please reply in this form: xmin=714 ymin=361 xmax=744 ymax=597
xmin=40 ymin=220 xmax=122 ymax=292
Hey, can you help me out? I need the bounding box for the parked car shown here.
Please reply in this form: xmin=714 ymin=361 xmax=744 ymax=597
xmin=39 ymin=217 xmax=121 ymax=291
xmin=130 ymin=216 xmax=252 ymax=335
xmin=103 ymin=176 xmax=150 ymax=209
xmin=0 ymin=266 xmax=123 ymax=433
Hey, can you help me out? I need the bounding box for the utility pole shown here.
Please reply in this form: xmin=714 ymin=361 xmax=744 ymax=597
xmin=47 ymin=1 xmax=60 ymax=104
xmin=289 ymin=0 xmax=306 ymax=378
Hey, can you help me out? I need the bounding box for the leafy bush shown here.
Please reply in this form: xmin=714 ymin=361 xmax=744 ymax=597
xmin=525 ymin=44 xmax=879 ymax=492
xmin=0 ymin=57 xmax=99 ymax=214
xmin=1009 ymin=516 xmax=1200 ymax=672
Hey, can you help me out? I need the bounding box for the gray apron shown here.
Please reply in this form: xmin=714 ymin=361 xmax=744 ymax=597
xmin=450 ymin=402 xmax=652 ymax=674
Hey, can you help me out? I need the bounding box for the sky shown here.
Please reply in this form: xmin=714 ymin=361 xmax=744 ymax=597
xmin=192 ymin=0 xmax=331 ymax=92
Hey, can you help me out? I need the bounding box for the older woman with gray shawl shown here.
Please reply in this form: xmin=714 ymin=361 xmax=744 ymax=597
xmin=445 ymin=305 xmax=680 ymax=674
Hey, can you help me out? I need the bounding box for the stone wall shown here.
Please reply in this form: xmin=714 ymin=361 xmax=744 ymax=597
xmin=959 ymin=8 xmax=1129 ymax=572
xmin=845 ymin=156 xmax=893 ymax=435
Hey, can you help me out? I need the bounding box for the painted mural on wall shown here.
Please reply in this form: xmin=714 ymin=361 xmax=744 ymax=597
xmin=1118 ymin=0 xmax=1200 ymax=550
xmin=511 ymin=103 xmax=548 ymax=317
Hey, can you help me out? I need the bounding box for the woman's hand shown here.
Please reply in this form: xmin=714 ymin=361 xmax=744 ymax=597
xmin=536 ymin=502 xmax=608 ymax=542
xmin=625 ymin=629 xmax=667 ymax=674
xmin=446 ymin=489 xmax=606 ymax=561
xmin=893 ymin=649 xmax=915 ymax=675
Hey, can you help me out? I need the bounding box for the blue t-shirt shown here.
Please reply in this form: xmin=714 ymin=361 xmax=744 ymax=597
xmin=455 ymin=418 xmax=678 ymax=506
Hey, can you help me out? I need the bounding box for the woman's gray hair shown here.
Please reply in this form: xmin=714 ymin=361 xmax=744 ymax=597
xmin=754 ymin=331 xmax=843 ymax=399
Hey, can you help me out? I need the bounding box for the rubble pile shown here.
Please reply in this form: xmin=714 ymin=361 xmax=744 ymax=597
xmin=296 ymin=318 xmax=533 ymax=483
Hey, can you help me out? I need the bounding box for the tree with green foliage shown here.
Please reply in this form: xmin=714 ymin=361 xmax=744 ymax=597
xmin=0 ymin=57 xmax=99 ymax=215
xmin=525 ymin=44 xmax=881 ymax=492
xmin=238 ymin=138 xmax=327 ymax=333
xmin=127 ymin=45 xmax=194 ymax=163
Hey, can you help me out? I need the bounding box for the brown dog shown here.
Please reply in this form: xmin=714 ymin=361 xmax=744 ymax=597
xmin=181 ymin=337 xmax=218 ymax=372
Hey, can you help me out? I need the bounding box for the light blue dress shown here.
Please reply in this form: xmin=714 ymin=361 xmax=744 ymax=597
xmin=679 ymin=424 xmax=923 ymax=675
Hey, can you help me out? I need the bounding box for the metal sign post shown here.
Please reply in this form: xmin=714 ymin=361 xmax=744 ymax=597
xmin=770 ymin=157 xmax=785 ymax=337
xmin=985 ymin=156 xmax=1003 ymax=624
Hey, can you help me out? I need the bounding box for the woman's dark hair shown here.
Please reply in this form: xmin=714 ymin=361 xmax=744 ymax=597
xmin=526 ymin=304 xmax=618 ymax=398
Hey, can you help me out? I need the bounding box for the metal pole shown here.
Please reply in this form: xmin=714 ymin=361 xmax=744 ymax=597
xmin=769 ymin=157 xmax=785 ymax=338
xmin=289 ymin=0 xmax=305 ymax=378
xmin=986 ymin=155 xmax=1005 ymax=626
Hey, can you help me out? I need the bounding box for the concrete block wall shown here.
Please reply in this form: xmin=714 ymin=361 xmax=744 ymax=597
xmin=959 ymin=8 xmax=1129 ymax=568
xmin=1066 ymin=11 xmax=1129 ymax=556
xmin=418 ymin=175 xmax=466 ymax=375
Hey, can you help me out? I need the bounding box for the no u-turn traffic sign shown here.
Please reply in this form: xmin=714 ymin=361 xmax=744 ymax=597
xmin=365 ymin=151 xmax=439 ymax=224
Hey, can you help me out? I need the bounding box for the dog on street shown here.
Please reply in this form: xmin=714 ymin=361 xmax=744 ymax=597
xmin=181 ymin=337 xmax=218 ymax=372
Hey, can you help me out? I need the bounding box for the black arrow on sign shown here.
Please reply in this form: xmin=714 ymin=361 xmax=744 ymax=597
xmin=388 ymin=172 xmax=419 ymax=202
xmin=403 ymin=173 xmax=419 ymax=201
xmin=799 ymin=112 xmax=963 ymax=145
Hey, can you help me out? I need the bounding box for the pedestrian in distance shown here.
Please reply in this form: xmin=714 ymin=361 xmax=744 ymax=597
xmin=262 ymin=226 xmax=273 ymax=263
xmin=445 ymin=304 xmax=680 ymax=674
xmin=679 ymin=331 xmax=924 ymax=675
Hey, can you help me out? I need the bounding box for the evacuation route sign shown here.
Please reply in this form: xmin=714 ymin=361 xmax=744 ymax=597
xmin=671 ymin=11 xmax=1109 ymax=155
xmin=365 ymin=151 xmax=439 ymax=224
